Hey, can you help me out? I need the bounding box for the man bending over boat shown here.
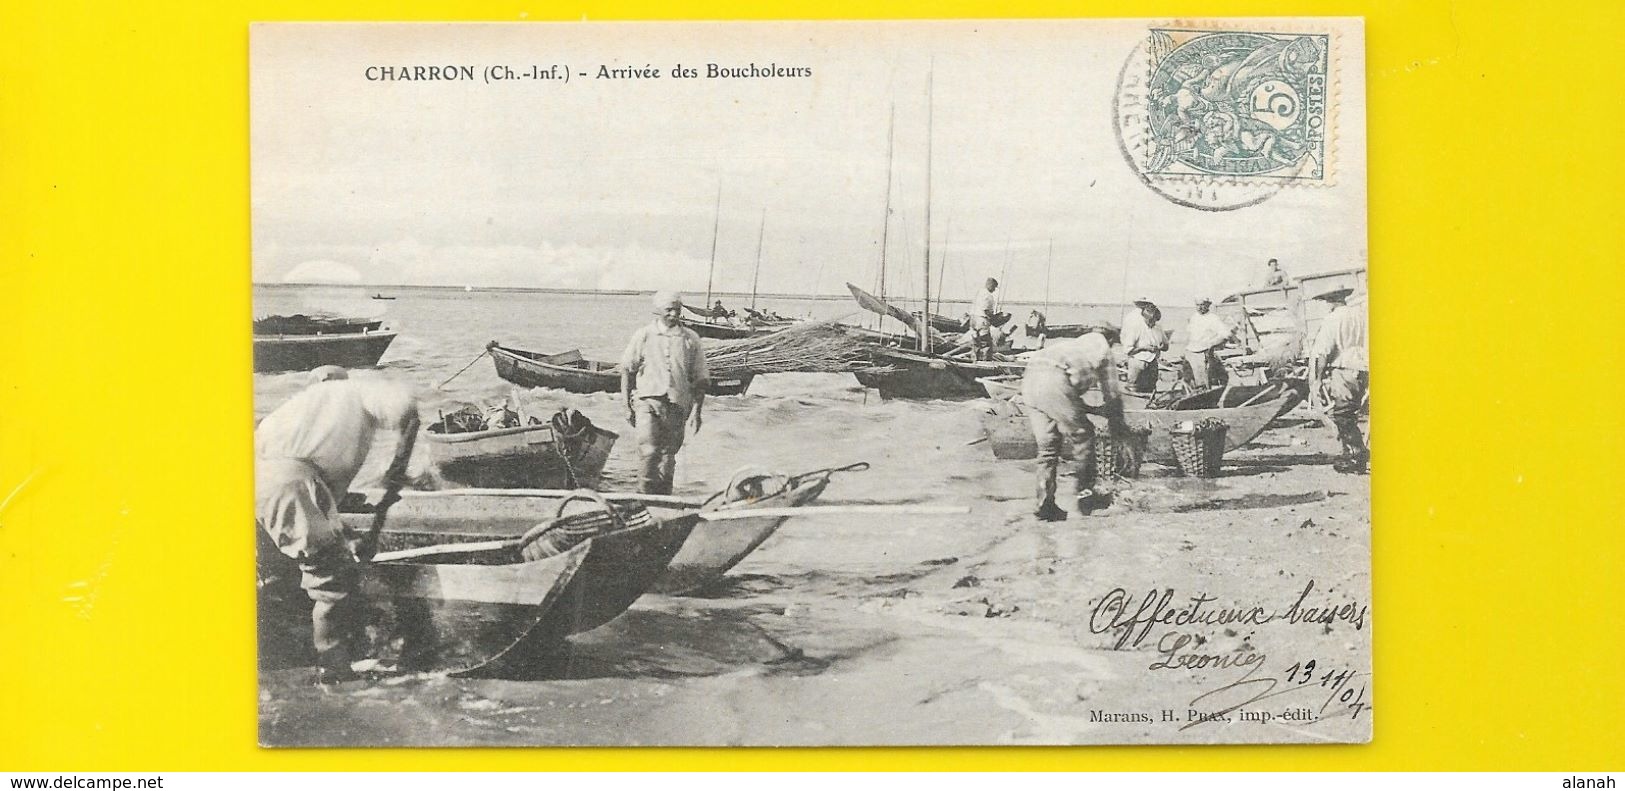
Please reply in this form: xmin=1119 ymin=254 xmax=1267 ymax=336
xmin=1021 ymin=330 xmax=1134 ymax=521
xmin=255 ymin=366 xmax=420 ymax=684
xmin=622 ymin=291 xmax=709 ymax=494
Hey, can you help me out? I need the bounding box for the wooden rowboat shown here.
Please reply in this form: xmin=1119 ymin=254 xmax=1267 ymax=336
xmin=648 ymin=463 xmax=863 ymax=595
xmin=488 ymin=343 xmax=754 ymax=396
xmin=336 ymin=495 xmax=695 ymax=677
xmin=678 ymin=316 xmax=791 ymax=340
xmin=976 ymin=374 xmax=1156 ymax=410
xmin=980 ymin=382 xmax=1302 ymax=464
xmin=424 ymin=419 xmax=617 ymax=490
xmin=856 ymin=346 xmax=1024 ymax=400
xmin=252 ymin=329 xmax=397 ymax=373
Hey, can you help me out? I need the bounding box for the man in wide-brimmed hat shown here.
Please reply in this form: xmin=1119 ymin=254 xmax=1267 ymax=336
xmin=1308 ymin=286 xmax=1369 ymax=473
xmin=621 ymin=290 xmax=709 ymax=494
xmin=255 ymin=367 xmax=420 ymax=683
xmin=1120 ymin=297 xmax=1170 ymax=394
xmin=1184 ymin=296 xmax=1235 ymax=389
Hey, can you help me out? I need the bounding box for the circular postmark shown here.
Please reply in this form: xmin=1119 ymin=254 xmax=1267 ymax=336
xmin=1114 ymin=29 xmax=1330 ymax=212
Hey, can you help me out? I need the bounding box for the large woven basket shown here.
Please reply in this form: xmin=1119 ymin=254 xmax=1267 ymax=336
xmin=1169 ymin=419 xmax=1229 ymax=478
xmin=1094 ymin=427 xmax=1152 ymax=479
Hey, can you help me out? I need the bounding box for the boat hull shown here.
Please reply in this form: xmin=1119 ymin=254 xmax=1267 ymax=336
xmin=857 ymin=348 xmax=1023 ymax=400
xmin=649 ymin=474 xmax=832 ymax=595
xmin=680 ymin=317 xmax=789 ymax=340
xmin=426 ymin=423 xmax=617 ymax=490
xmin=980 ymin=388 xmax=1299 ymax=464
xmin=252 ymin=331 xmax=397 ymax=373
xmin=328 ymin=500 xmax=696 ymax=677
xmin=490 ymin=344 xmax=754 ymax=396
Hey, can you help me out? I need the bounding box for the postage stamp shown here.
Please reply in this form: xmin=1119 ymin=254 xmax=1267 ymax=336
xmin=1115 ymin=25 xmax=1343 ymax=211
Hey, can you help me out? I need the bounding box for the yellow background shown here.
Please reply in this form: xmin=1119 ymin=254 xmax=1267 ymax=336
xmin=2 ymin=0 xmax=1621 ymax=771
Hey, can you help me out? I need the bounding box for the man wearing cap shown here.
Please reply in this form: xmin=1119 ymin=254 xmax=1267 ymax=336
xmin=1184 ymin=297 xmax=1236 ymax=389
xmin=1021 ymin=329 xmax=1133 ymax=521
xmin=255 ymin=368 xmax=420 ymax=683
xmin=1120 ymin=298 xmax=1170 ymax=394
xmin=1262 ymin=258 xmax=1289 ymax=287
xmin=1309 ymin=287 xmax=1369 ymax=473
xmin=621 ymin=291 xmax=709 ymax=494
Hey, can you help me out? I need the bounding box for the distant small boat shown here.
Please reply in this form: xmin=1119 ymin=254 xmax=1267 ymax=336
xmin=253 ymin=319 xmax=396 ymax=373
xmin=371 ymin=293 xmax=396 ymax=300
xmin=487 ymin=342 xmax=754 ymax=395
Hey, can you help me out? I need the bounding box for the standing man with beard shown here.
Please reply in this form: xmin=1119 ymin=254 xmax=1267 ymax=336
xmin=622 ymin=291 xmax=709 ymax=494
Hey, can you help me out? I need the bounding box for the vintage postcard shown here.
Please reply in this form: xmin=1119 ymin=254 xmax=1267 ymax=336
xmin=251 ymin=19 xmax=1370 ymax=746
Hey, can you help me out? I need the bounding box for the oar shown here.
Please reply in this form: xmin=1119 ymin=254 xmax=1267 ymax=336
xmin=399 ymin=488 xmax=706 ymax=508
xmin=370 ymin=504 xmax=971 ymax=564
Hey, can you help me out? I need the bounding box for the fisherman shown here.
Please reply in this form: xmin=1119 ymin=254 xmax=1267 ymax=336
xmin=1262 ymin=257 xmax=1289 ymax=287
xmin=710 ymin=299 xmax=734 ymax=320
xmin=1308 ymin=287 xmax=1369 ymax=474
xmin=621 ymin=291 xmax=709 ymax=494
xmin=970 ymin=277 xmax=1005 ymax=350
xmin=1120 ymin=297 xmax=1170 ymax=394
xmin=1184 ymin=297 xmax=1236 ymax=389
xmin=1017 ymin=310 xmax=1049 ymax=351
xmin=1021 ymin=329 xmax=1133 ymax=521
xmin=255 ymin=366 xmax=420 ymax=684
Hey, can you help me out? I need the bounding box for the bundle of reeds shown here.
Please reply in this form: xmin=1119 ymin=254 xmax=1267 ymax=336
xmin=704 ymin=320 xmax=893 ymax=376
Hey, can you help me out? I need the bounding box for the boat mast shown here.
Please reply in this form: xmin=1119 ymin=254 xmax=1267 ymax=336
xmin=750 ymin=208 xmax=766 ymax=310
xmin=1044 ymin=238 xmax=1053 ymax=314
xmin=878 ymin=102 xmax=895 ymax=331
xmin=920 ymin=68 xmax=934 ymax=353
xmin=703 ymin=183 xmax=722 ymax=317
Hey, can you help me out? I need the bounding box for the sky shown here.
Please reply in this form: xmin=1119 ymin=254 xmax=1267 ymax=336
xmin=250 ymin=20 xmax=1367 ymax=304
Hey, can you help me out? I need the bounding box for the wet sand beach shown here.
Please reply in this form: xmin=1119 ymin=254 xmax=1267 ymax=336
xmin=259 ymin=365 xmax=1372 ymax=746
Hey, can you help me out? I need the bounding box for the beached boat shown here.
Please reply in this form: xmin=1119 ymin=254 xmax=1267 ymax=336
xmin=976 ymin=374 xmax=1157 ymax=410
xmin=340 ymin=496 xmax=694 ymax=677
xmin=678 ymin=316 xmax=788 ymax=341
xmin=252 ymin=314 xmax=384 ymax=336
xmin=979 ymin=381 xmax=1303 ymax=464
xmin=650 ymin=463 xmax=864 ymax=595
xmin=425 ymin=414 xmax=617 ymax=490
xmin=258 ymin=493 xmax=696 ymax=677
xmin=252 ymin=328 xmax=398 ymax=373
xmin=855 ymin=345 xmax=1024 ymax=400
xmin=487 ymin=343 xmax=755 ymax=396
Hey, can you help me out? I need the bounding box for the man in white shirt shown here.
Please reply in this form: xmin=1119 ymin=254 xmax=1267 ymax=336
xmin=1308 ymin=287 xmax=1369 ymax=474
xmin=621 ymin=291 xmax=710 ymax=494
xmin=255 ymin=368 xmax=420 ymax=683
xmin=1184 ymin=297 xmax=1235 ymax=389
xmin=1020 ymin=331 xmax=1133 ymax=520
xmin=1119 ymin=298 xmax=1170 ymax=394
xmin=970 ymin=278 xmax=1004 ymax=355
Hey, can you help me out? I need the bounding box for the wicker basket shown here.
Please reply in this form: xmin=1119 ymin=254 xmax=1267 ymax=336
xmin=1169 ymin=419 xmax=1229 ymax=478
xmin=1094 ymin=427 xmax=1152 ymax=479
xmin=520 ymin=491 xmax=654 ymax=561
